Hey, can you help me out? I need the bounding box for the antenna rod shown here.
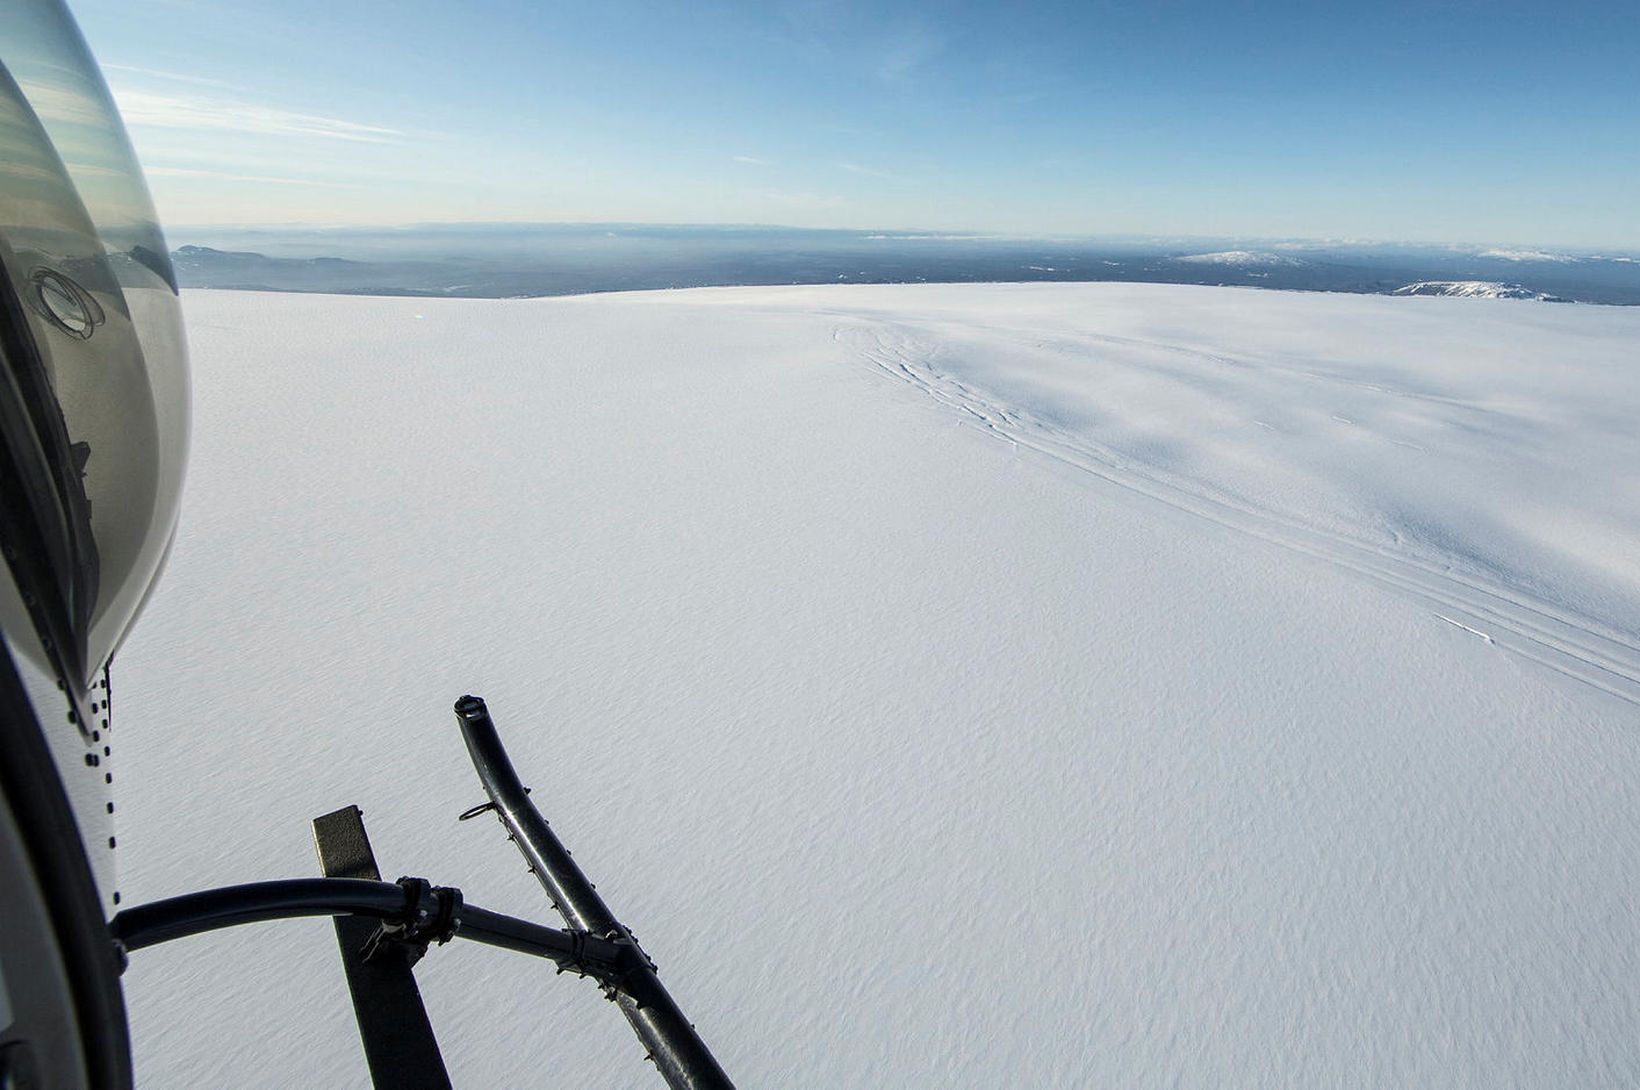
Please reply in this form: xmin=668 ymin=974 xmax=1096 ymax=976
xmin=454 ymin=695 xmax=734 ymax=1090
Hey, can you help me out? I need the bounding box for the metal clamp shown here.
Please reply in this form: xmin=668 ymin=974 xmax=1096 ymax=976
xmin=361 ymin=877 xmax=464 ymax=965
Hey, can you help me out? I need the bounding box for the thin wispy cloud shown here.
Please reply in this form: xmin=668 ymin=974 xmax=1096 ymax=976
xmin=733 ymin=155 xmax=771 ymax=166
xmin=146 ymin=166 xmax=359 ymax=188
xmin=102 ymin=63 xmax=236 ymax=89
xmin=111 ymin=88 xmax=402 ymax=143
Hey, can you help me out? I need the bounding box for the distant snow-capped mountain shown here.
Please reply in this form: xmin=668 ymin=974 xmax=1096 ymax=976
xmin=1172 ymin=250 xmax=1307 ymax=267
xmin=1476 ymin=248 xmax=1579 ymax=263
xmin=1392 ymin=281 xmax=1566 ymax=301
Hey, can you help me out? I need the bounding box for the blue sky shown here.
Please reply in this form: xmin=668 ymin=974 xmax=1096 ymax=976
xmin=71 ymin=0 xmax=1640 ymax=248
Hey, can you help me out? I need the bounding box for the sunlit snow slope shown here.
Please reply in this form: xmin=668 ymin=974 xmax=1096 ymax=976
xmin=116 ymin=284 xmax=1640 ymax=1088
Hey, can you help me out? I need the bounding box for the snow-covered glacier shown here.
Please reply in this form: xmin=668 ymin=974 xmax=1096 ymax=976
xmin=114 ymin=283 xmax=1640 ymax=1088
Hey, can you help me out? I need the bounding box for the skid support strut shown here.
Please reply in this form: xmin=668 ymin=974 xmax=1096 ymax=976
xmin=312 ymin=806 xmax=451 ymax=1090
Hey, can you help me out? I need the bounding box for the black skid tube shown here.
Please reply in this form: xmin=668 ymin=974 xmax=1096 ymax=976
xmin=455 ymin=695 xmax=734 ymax=1090
xmin=108 ymin=877 xmax=630 ymax=978
xmin=111 ymin=878 xmax=405 ymax=953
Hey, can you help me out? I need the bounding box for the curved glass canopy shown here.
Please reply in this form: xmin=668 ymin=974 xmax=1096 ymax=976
xmin=0 ymin=0 xmax=188 ymax=690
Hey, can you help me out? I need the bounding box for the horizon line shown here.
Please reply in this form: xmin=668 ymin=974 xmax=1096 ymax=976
xmin=160 ymin=220 xmax=1640 ymax=258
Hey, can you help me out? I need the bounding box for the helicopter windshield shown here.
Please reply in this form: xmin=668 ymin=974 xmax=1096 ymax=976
xmin=0 ymin=0 xmax=188 ymax=689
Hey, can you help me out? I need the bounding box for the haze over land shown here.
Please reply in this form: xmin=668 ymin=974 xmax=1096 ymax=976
xmin=116 ymin=283 xmax=1640 ymax=1087
xmin=167 ymin=224 xmax=1640 ymax=305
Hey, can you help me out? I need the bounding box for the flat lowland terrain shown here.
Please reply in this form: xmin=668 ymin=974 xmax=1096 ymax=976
xmin=119 ymin=284 xmax=1640 ymax=1087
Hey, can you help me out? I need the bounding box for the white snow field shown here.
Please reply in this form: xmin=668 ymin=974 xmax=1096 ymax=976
xmin=115 ymin=283 xmax=1640 ymax=1088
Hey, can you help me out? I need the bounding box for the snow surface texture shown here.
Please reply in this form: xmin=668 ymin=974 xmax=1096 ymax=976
xmin=116 ymin=284 xmax=1640 ymax=1088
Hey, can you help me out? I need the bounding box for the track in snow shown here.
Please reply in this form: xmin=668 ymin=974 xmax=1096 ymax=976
xmin=844 ymin=322 xmax=1640 ymax=708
